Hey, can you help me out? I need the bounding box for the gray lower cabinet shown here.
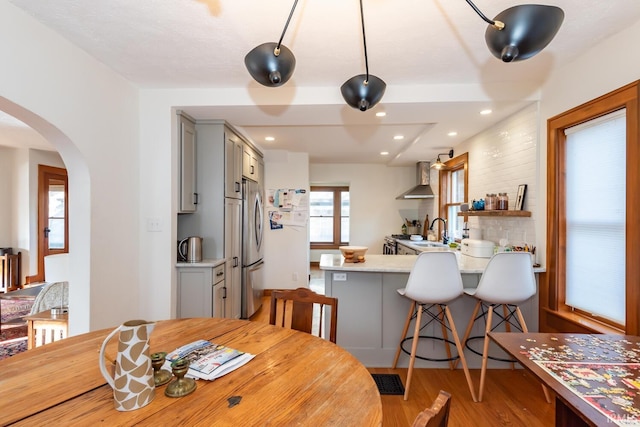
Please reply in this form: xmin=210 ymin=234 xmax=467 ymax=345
xmin=177 ymin=264 xmax=226 ymax=318
xmin=323 ymin=268 xmax=539 ymax=369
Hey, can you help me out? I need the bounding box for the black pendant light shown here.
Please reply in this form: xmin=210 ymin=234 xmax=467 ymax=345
xmin=244 ymin=0 xmax=299 ymax=87
xmin=465 ymin=1 xmax=564 ymax=62
xmin=340 ymin=0 xmax=386 ymax=111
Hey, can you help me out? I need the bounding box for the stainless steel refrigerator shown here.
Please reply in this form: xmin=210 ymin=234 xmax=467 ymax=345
xmin=242 ymin=178 xmax=264 ymax=318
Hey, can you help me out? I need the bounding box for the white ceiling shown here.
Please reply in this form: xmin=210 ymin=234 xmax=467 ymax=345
xmin=4 ymin=0 xmax=640 ymax=165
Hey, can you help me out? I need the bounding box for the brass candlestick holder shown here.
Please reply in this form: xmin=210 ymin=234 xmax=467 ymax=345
xmin=151 ymin=352 xmax=172 ymax=387
xmin=165 ymin=358 xmax=196 ymax=398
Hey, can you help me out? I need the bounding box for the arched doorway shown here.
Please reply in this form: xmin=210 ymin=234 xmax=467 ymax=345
xmin=0 ymin=98 xmax=91 ymax=335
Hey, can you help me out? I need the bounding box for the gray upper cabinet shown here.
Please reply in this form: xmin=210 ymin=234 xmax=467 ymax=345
xmin=225 ymin=130 xmax=243 ymax=199
xmin=243 ymin=145 xmax=260 ymax=183
xmin=179 ymin=114 xmax=197 ymax=213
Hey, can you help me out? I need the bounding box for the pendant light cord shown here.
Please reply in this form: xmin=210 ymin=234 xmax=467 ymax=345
xmin=359 ymin=0 xmax=369 ymax=83
xmin=277 ymin=0 xmax=299 ymax=50
xmin=464 ymin=0 xmax=496 ymax=26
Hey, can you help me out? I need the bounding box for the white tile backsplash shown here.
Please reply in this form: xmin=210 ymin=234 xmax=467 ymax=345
xmin=457 ymin=104 xmax=538 ymax=249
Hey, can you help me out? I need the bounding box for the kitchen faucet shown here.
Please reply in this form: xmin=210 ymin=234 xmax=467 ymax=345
xmin=429 ymin=217 xmax=449 ymax=245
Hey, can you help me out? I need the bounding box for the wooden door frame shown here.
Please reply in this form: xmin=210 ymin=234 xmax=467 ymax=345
xmin=26 ymin=165 xmax=68 ymax=284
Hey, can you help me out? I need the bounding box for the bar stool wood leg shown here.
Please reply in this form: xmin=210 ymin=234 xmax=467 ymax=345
xmin=404 ymin=304 xmax=424 ymax=400
xmin=478 ymin=306 xmax=494 ymax=402
xmin=438 ymin=306 xmax=454 ymax=369
xmin=393 ymin=301 xmax=415 ymax=368
xmin=444 ymin=305 xmax=478 ymax=402
xmin=503 ymin=305 xmax=516 ymax=370
xmin=454 ymin=300 xmax=481 ymax=369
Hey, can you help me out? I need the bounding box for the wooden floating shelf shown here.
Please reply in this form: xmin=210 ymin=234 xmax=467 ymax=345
xmin=458 ymin=210 xmax=531 ymax=217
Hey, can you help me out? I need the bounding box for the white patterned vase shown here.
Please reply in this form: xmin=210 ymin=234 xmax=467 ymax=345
xmin=99 ymin=319 xmax=156 ymax=411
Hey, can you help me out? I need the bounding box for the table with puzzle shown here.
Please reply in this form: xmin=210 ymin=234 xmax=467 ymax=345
xmin=489 ymin=332 xmax=640 ymax=426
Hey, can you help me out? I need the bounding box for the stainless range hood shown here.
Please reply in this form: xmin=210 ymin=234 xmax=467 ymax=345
xmin=396 ymin=161 xmax=435 ymax=199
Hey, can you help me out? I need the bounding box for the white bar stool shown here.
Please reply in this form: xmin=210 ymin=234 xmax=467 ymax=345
xmin=393 ymin=251 xmax=477 ymax=402
xmin=459 ymin=252 xmax=550 ymax=402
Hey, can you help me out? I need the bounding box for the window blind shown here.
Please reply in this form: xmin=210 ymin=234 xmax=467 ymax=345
xmin=564 ymin=109 xmax=626 ymax=324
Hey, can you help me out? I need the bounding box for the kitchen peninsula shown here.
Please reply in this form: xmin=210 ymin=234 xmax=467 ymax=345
xmin=319 ymin=253 xmax=545 ymax=369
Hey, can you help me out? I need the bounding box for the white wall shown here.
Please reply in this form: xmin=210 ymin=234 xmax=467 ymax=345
xmin=2 ymin=0 xmax=639 ymax=334
xmin=263 ymin=151 xmax=310 ymax=289
xmin=0 ymin=2 xmax=140 ymax=333
xmin=536 ymin=19 xmax=640 ymax=266
xmin=309 ymin=163 xmax=429 ymax=261
xmin=0 ymin=146 xmax=13 ymax=250
xmin=454 ymin=104 xmax=539 ymax=252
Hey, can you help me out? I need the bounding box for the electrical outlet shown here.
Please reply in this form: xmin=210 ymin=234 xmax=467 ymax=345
xmin=333 ymin=273 xmax=347 ymax=281
xmin=292 ymin=272 xmax=298 ymax=281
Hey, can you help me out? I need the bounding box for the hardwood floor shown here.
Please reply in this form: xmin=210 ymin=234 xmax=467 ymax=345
xmin=250 ymin=293 xmax=555 ymax=426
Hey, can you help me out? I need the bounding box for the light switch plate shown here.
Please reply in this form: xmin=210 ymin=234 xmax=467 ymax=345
xmin=147 ymin=217 xmax=162 ymax=232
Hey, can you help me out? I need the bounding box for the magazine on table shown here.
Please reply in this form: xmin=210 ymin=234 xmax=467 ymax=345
xmin=163 ymin=339 xmax=255 ymax=381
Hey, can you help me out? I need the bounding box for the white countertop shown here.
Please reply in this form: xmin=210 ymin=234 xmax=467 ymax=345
xmin=176 ymin=258 xmax=225 ymax=268
xmin=319 ymin=253 xmax=545 ymax=274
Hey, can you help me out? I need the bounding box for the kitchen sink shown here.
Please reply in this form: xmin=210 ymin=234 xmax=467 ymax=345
xmin=410 ymin=241 xmax=447 ymax=247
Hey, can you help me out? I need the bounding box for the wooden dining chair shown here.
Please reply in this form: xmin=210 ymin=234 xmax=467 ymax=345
xmin=411 ymin=390 xmax=452 ymax=427
xmin=269 ymin=287 xmax=338 ymax=343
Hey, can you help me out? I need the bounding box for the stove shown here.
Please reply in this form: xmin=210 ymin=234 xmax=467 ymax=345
xmin=390 ymin=234 xmax=411 ymax=240
xmin=383 ymin=234 xmax=412 ymax=254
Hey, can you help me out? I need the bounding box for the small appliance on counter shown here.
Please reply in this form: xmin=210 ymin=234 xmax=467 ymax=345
xmin=178 ymin=236 xmax=203 ymax=263
xmin=461 ymin=239 xmax=494 ymax=258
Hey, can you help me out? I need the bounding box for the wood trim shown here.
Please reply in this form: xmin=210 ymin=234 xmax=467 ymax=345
xmin=544 ymin=80 xmax=640 ymax=334
xmin=27 ymin=165 xmax=68 ymax=284
xmin=310 ymin=186 xmax=349 ymax=248
xmin=438 ymin=153 xmax=469 ymax=240
xmin=541 ymin=308 xmax=624 ymax=335
xmin=626 ymin=84 xmax=640 ymax=334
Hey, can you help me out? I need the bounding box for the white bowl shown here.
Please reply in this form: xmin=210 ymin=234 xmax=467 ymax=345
xmin=410 ymin=235 xmax=423 ymax=241
xmin=339 ymin=246 xmax=368 ymax=261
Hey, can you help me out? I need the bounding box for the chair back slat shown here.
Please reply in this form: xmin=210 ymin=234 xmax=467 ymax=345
xmin=269 ymin=287 xmax=338 ymax=343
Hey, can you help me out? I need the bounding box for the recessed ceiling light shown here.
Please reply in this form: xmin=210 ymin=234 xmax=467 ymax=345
xmin=380 ymin=151 xmax=389 ymax=156
xmin=265 ymin=136 xmax=275 ymax=141
xmin=393 ymin=135 xmax=404 ymax=140
xmin=480 ymin=109 xmax=492 ymax=115
xmin=376 ymin=112 xmax=386 ymax=117
xmin=447 ymin=131 xmax=458 ymax=137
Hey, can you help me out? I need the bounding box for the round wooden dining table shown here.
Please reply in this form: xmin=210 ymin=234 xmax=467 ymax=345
xmin=0 ymin=318 xmax=382 ymax=426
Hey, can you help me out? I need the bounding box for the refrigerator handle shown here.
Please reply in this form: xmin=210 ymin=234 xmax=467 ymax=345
xmin=248 ymin=259 xmax=264 ymax=272
xmin=254 ymin=193 xmax=263 ymax=250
